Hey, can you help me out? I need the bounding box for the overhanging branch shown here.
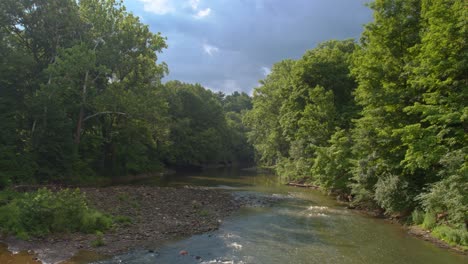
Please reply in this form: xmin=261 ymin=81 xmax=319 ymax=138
xmin=83 ymin=111 xmax=127 ymax=122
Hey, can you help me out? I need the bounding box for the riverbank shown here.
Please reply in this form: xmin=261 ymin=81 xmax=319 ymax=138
xmin=1 ymin=186 xmax=242 ymax=263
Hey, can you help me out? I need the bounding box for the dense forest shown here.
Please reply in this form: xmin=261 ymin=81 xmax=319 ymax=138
xmin=0 ymin=0 xmax=253 ymax=186
xmin=245 ymin=0 xmax=467 ymax=247
xmin=0 ymin=0 xmax=466 ymax=249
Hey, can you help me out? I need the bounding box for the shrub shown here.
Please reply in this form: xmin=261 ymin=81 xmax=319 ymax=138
xmin=422 ymin=211 xmax=437 ymax=230
xmin=411 ymin=209 xmax=425 ymax=225
xmin=0 ymin=188 xmax=112 ymax=239
xmin=416 ymin=150 xmax=467 ymax=229
xmin=80 ymin=210 xmax=113 ymax=233
xmin=114 ymin=215 xmax=132 ymax=226
xmin=374 ymin=173 xmax=412 ymax=213
xmin=0 ymin=189 xmax=22 ymax=206
xmin=432 ymin=225 xmax=468 ymax=247
xmin=91 ymin=231 xmax=105 ymax=247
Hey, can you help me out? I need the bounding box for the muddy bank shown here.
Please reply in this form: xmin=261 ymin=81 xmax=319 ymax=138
xmin=1 ymin=186 xmax=247 ymax=263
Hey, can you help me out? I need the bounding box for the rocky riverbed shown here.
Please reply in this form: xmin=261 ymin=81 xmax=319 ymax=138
xmin=1 ymin=186 xmax=276 ymax=264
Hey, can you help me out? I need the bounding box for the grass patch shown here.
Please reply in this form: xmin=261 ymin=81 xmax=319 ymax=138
xmin=191 ymin=200 xmax=201 ymax=209
xmin=0 ymin=188 xmax=112 ymax=239
xmin=198 ymin=209 xmax=209 ymax=217
xmin=432 ymin=225 xmax=468 ymax=248
xmin=114 ymin=215 xmax=133 ymax=226
xmin=117 ymin=193 xmax=130 ymax=202
xmin=117 ymin=193 xmax=140 ymax=210
xmin=91 ymin=231 xmax=105 ymax=247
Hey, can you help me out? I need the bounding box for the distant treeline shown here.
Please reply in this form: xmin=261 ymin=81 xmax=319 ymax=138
xmin=244 ymin=0 xmax=467 ymax=246
xmin=0 ymin=0 xmax=253 ymax=185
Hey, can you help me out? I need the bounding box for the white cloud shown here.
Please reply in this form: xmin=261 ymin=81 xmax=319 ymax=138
xmin=203 ymin=43 xmax=219 ymax=56
xmin=261 ymin=66 xmax=271 ymax=76
xmin=194 ymin=8 xmax=211 ymax=19
xmin=188 ymin=0 xmax=200 ymax=10
xmin=209 ymin=80 xmax=242 ymax=94
xmin=137 ymin=0 xmax=174 ymax=15
xmin=134 ymin=0 xmax=210 ymax=18
xmin=222 ymin=80 xmax=242 ymax=94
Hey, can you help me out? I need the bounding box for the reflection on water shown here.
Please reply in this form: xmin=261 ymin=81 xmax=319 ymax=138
xmin=1 ymin=168 xmax=467 ymax=264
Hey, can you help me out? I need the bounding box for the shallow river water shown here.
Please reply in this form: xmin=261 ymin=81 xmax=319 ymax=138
xmin=1 ymin=169 xmax=467 ymax=263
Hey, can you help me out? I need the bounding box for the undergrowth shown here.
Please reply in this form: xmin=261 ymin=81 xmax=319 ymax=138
xmin=0 ymin=188 xmax=112 ymax=239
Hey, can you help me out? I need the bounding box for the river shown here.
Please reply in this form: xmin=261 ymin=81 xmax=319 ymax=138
xmin=1 ymin=168 xmax=467 ymax=263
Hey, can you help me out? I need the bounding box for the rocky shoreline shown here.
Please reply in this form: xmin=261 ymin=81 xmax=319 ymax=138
xmin=1 ymin=186 xmax=252 ymax=264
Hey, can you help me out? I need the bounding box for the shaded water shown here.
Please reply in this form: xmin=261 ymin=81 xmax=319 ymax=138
xmin=2 ymin=169 xmax=467 ymax=263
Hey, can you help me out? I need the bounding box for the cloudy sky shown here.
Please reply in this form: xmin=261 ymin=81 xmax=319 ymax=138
xmin=125 ymin=0 xmax=373 ymax=94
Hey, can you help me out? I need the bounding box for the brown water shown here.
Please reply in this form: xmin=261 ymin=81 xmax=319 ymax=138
xmin=2 ymin=169 xmax=467 ymax=263
xmin=0 ymin=244 xmax=40 ymax=264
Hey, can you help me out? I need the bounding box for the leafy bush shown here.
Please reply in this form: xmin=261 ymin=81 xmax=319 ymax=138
xmin=311 ymin=129 xmax=353 ymax=192
xmin=411 ymin=209 xmax=425 ymax=225
xmin=91 ymin=231 xmax=105 ymax=247
xmin=422 ymin=211 xmax=437 ymax=230
xmin=374 ymin=173 xmax=412 ymax=213
xmin=432 ymin=225 xmax=468 ymax=247
xmin=0 ymin=189 xmax=22 ymax=206
xmin=0 ymin=188 xmax=112 ymax=239
xmin=276 ymin=156 xmax=311 ymax=183
xmin=417 ymin=150 xmax=468 ymax=228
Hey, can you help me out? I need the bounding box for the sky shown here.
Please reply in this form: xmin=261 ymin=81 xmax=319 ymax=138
xmin=124 ymin=0 xmax=373 ymax=94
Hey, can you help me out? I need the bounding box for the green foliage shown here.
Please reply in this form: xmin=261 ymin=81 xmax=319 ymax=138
xmin=0 ymin=188 xmax=112 ymax=239
xmin=91 ymin=231 xmax=105 ymax=247
xmin=311 ymin=129 xmax=353 ymax=192
xmin=411 ymin=210 xmax=425 ymax=225
xmin=374 ymin=174 xmax=412 ymax=213
xmin=417 ymin=153 xmax=468 ymax=228
xmin=162 ymin=81 xmax=253 ymax=167
xmin=0 ymin=0 xmax=171 ymax=182
xmin=244 ymin=40 xmax=357 ymax=182
xmin=422 ymin=212 xmax=437 ymax=230
xmin=222 ymin=92 xmax=253 ymax=113
xmin=0 ymin=0 xmax=255 ymax=184
xmin=114 ymin=215 xmax=132 ymax=226
xmin=432 ymin=225 xmax=468 ymax=248
xmin=243 ymin=60 xmax=294 ymax=166
xmin=349 ymin=0 xmax=423 ymax=212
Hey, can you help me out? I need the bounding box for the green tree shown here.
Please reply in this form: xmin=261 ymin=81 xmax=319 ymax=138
xmin=245 ymin=40 xmax=357 ymax=182
xmin=243 ymin=60 xmax=294 ymax=166
xmin=401 ymin=0 xmax=467 ymax=228
xmin=163 ymin=81 xmax=228 ymax=167
xmin=350 ymin=0 xmax=422 ymax=211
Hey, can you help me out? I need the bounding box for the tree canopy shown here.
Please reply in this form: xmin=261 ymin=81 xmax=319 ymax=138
xmin=0 ymin=0 xmax=254 ymax=185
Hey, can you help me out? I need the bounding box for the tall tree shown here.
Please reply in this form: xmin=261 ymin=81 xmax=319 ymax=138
xmin=401 ymin=0 xmax=467 ymax=227
xmin=350 ymin=0 xmax=422 ymax=211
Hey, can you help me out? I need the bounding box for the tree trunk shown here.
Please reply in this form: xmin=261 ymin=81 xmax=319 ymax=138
xmin=75 ymin=70 xmax=89 ymax=144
